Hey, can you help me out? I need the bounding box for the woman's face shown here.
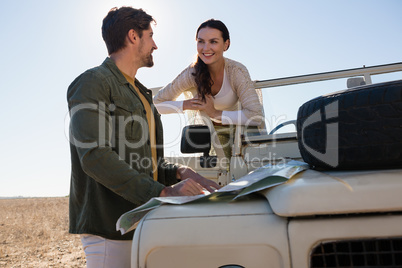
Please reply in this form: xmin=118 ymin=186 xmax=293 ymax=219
xmin=197 ymin=27 xmax=229 ymax=66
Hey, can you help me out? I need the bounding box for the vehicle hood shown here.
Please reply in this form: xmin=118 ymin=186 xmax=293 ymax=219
xmin=262 ymin=168 xmax=402 ymax=217
xmin=144 ymin=195 xmax=273 ymax=221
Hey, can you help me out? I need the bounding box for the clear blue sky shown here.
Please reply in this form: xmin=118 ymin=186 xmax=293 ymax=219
xmin=1 ymin=0 xmax=401 ymax=197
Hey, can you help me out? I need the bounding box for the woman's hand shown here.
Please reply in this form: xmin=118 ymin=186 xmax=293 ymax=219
xmin=182 ymin=98 xmax=201 ymax=111
xmin=183 ymin=95 xmax=222 ymax=120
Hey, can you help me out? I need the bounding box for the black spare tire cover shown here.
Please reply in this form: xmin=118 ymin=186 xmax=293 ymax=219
xmin=296 ymin=79 xmax=402 ymax=169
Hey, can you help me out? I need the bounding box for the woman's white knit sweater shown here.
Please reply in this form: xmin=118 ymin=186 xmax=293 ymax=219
xmin=153 ymin=57 xmax=263 ymax=126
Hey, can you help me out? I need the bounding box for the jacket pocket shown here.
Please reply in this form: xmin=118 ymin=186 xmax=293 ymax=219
xmin=112 ymin=98 xmax=147 ymax=142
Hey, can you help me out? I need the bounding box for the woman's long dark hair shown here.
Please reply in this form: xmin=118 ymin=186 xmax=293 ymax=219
xmin=192 ymin=19 xmax=230 ymax=101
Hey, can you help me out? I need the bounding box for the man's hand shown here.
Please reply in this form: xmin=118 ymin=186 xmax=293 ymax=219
xmin=159 ymin=178 xmax=207 ymax=197
xmin=159 ymin=166 xmax=221 ymax=197
xmin=176 ymin=166 xmax=220 ymax=193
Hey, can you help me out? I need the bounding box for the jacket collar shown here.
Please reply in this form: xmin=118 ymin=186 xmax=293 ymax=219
xmin=102 ymin=57 xmax=128 ymax=85
xmin=102 ymin=57 xmax=154 ymax=103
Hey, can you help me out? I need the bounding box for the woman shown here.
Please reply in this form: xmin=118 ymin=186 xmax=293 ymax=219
xmin=154 ymin=19 xmax=264 ymax=159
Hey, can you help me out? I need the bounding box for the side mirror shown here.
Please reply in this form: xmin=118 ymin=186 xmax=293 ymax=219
xmin=180 ymin=125 xmax=211 ymax=154
xmin=180 ymin=125 xmax=216 ymax=168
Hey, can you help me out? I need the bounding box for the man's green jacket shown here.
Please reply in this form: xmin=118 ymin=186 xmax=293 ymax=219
xmin=67 ymin=58 xmax=178 ymax=240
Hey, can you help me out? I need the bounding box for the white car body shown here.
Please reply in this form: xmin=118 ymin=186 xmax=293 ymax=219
xmin=131 ymin=169 xmax=402 ymax=268
xmin=131 ymin=63 xmax=402 ymax=268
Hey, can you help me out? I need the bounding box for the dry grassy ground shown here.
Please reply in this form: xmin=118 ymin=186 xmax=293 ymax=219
xmin=0 ymin=197 xmax=86 ymax=267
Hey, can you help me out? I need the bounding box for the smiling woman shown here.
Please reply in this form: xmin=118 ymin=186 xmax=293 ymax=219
xmin=194 ymin=23 xmax=230 ymax=100
xmin=153 ymin=18 xmax=264 ymax=159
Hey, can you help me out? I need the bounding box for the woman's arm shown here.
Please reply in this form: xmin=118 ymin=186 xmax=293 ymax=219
xmin=154 ymin=101 xmax=184 ymax=114
xmin=189 ymin=59 xmax=264 ymax=126
xmin=190 ymin=95 xmax=259 ymax=125
xmin=153 ymin=65 xmax=197 ymax=114
xmin=221 ymin=110 xmax=259 ymax=125
xmin=227 ymin=59 xmax=264 ymax=125
xmin=154 ymin=97 xmax=208 ymax=114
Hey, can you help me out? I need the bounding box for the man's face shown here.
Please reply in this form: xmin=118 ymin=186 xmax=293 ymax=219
xmin=138 ymin=26 xmax=158 ymax=68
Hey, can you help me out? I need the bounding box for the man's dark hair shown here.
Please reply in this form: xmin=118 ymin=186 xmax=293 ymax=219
xmin=102 ymin=7 xmax=155 ymax=55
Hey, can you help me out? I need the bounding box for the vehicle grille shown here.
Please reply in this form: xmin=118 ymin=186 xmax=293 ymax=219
xmin=310 ymin=237 xmax=402 ymax=267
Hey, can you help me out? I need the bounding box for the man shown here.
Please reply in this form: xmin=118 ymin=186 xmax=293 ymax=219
xmin=67 ymin=7 xmax=219 ymax=267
